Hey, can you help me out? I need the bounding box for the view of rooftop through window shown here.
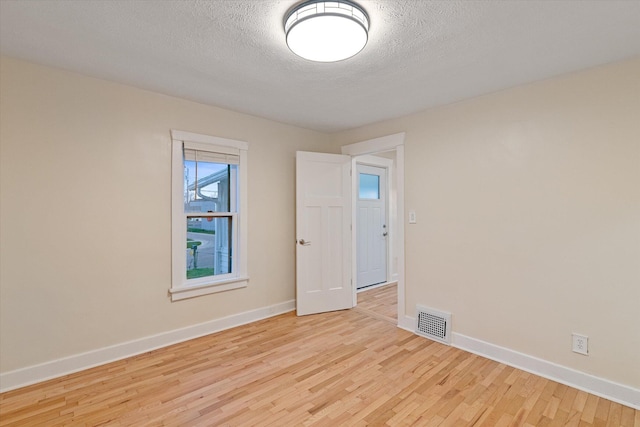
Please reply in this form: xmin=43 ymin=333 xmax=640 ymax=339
xmin=184 ymin=160 xmax=229 ymax=211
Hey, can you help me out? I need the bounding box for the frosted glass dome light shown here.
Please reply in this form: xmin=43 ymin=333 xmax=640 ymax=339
xmin=284 ymin=1 xmax=369 ymax=62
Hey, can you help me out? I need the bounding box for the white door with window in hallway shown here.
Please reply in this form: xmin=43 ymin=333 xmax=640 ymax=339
xmin=356 ymin=164 xmax=387 ymax=289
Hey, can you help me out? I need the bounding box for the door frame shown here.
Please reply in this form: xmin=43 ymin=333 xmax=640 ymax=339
xmin=354 ymin=156 xmax=392 ymax=294
xmin=341 ymin=133 xmax=407 ymax=329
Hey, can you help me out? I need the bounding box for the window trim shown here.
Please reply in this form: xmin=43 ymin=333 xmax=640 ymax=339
xmin=170 ymin=130 xmax=248 ymax=301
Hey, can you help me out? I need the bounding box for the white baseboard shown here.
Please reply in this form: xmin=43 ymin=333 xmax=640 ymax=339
xmin=399 ymin=315 xmax=639 ymax=409
xmin=398 ymin=313 xmax=415 ymax=331
xmin=0 ymin=300 xmax=296 ymax=393
xmin=357 ymin=280 xmax=397 ymax=293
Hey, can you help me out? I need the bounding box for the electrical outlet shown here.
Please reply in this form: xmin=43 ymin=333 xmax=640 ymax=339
xmin=572 ymin=333 xmax=588 ymax=355
xmin=409 ymin=210 xmax=417 ymax=224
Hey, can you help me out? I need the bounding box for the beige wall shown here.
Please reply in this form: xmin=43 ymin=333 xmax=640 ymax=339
xmin=331 ymin=58 xmax=640 ymax=388
xmin=0 ymin=57 xmax=332 ymax=372
xmin=2 ymin=55 xmax=639 ymax=391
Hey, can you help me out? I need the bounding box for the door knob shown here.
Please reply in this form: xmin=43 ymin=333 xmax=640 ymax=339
xmin=299 ymin=239 xmax=311 ymax=246
xmin=383 ymin=232 xmax=388 ymax=237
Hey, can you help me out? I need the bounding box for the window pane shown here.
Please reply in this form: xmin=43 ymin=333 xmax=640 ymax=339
xmin=184 ymin=159 xmax=235 ymax=213
xmin=186 ymin=216 xmax=232 ymax=279
xmin=359 ymin=173 xmax=380 ymax=199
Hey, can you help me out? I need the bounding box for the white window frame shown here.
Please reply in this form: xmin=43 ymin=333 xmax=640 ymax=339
xmin=170 ymin=130 xmax=248 ymax=301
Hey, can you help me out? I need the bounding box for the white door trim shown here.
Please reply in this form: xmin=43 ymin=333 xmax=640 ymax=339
xmin=341 ymin=133 xmax=407 ymax=328
xmin=341 ymin=133 xmax=405 ymax=156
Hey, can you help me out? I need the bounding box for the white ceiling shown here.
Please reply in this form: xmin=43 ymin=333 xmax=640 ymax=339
xmin=1 ymin=0 xmax=639 ymax=133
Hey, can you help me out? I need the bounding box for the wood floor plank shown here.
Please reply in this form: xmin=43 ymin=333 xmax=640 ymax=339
xmin=356 ymin=283 xmax=397 ymax=323
xmin=1 ymin=289 xmax=637 ymax=426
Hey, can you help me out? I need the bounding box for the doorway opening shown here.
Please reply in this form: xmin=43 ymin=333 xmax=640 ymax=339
xmin=294 ymin=134 xmax=405 ymax=325
xmin=356 ymin=162 xmax=388 ymax=290
xmin=342 ymin=133 xmax=405 ymax=328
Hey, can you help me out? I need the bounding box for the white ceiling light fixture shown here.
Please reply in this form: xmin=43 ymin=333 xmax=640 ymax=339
xmin=284 ymin=0 xmax=369 ymax=62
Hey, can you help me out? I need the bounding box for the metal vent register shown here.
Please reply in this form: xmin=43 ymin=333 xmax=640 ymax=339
xmin=415 ymin=305 xmax=452 ymax=345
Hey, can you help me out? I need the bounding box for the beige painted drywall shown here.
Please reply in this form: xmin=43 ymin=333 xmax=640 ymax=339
xmin=331 ymin=58 xmax=640 ymax=388
xmin=2 ymin=55 xmax=639 ymax=392
xmin=0 ymin=57 xmax=333 ymax=373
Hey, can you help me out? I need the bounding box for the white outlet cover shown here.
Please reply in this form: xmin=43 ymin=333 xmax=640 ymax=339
xmin=409 ymin=210 xmax=416 ymax=224
xmin=572 ymin=333 xmax=589 ymax=355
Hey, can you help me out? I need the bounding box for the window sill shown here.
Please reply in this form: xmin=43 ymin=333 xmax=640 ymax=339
xmin=169 ymin=277 xmax=249 ymax=301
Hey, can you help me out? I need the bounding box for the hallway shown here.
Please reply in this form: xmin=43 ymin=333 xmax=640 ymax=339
xmin=356 ymin=283 xmax=397 ymax=324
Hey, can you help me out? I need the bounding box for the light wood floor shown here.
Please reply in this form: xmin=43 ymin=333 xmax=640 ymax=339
xmin=356 ymin=283 xmax=397 ymax=324
xmin=1 ymin=286 xmax=637 ymax=426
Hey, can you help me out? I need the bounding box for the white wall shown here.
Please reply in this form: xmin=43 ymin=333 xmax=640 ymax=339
xmin=332 ymin=58 xmax=640 ymax=390
xmin=0 ymin=57 xmax=332 ymax=374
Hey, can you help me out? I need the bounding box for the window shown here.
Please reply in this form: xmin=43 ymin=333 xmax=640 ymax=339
xmin=359 ymin=173 xmax=380 ymax=199
xmin=170 ymin=130 xmax=248 ymax=301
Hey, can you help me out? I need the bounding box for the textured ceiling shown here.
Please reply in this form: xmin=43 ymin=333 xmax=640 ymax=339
xmin=1 ymin=0 xmax=639 ymax=132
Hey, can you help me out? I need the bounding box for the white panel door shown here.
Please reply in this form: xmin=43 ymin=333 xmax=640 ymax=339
xmin=357 ymin=164 xmax=387 ymax=288
xmin=296 ymin=151 xmax=352 ymax=316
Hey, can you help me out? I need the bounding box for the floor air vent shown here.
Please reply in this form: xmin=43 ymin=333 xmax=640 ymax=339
xmin=415 ymin=305 xmax=452 ymax=345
